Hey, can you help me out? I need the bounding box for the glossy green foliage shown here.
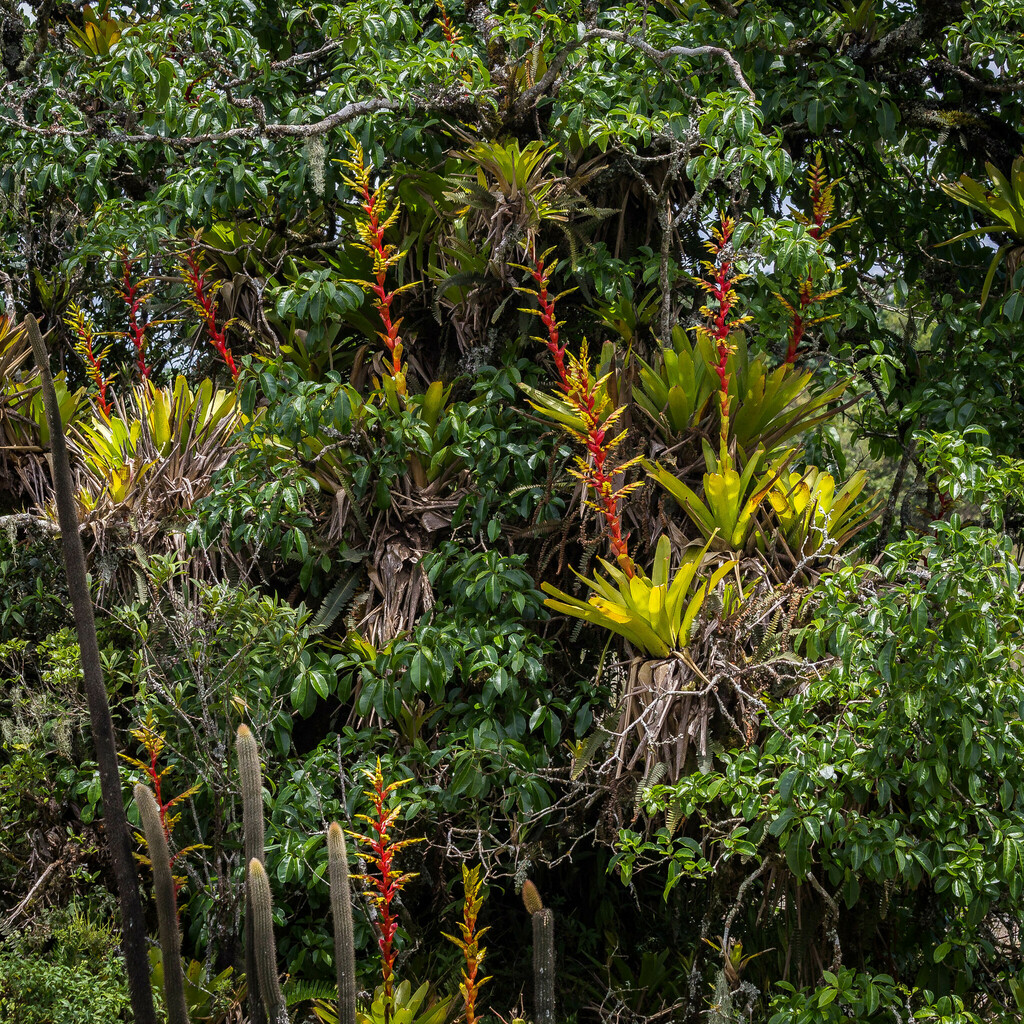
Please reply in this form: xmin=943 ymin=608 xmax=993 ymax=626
xmin=622 ymin=519 xmax=1024 ymax=1012
xmin=192 ymin=360 xmax=561 ymax=591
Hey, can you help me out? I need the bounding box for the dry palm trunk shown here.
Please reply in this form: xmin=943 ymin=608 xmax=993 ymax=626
xmin=614 ymin=655 xmax=717 ymax=782
xmin=24 ymin=314 xmax=157 ymax=1024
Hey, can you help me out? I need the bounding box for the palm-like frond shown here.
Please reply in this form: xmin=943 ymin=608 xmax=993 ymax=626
xmin=939 ymin=155 xmax=1024 ymax=304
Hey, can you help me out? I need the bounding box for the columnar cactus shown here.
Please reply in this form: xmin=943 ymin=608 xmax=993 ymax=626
xmin=135 ymin=783 xmax=190 ymax=1024
xmin=521 ymin=881 xmax=555 ymax=1024
xmin=247 ymin=857 xmax=291 ymax=1024
xmin=237 ymin=724 xmax=268 ymax=1024
xmin=328 ymin=822 xmax=358 ymax=1024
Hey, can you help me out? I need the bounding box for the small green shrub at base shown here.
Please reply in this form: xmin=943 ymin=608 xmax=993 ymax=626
xmin=0 ymin=904 xmax=132 ymax=1024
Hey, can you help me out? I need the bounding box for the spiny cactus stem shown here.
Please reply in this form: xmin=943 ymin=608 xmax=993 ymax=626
xmin=328 ymin=822 xmax=358 ymax=1024
xmin=135 ymin=784 xmax=190 ymax=1024
xmin=521 ymin=879 xmax=544 ymax=917
xmin=237 ymin=724 xmax=268 ymax=1024
xmin=248 ymin=858 xmax=291 ymax=1024
xmin=532 ymin=909 xmax=556 ymax=1024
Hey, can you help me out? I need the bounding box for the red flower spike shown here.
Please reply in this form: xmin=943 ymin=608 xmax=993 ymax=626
xmin=435 ymin=0 xmax=462 ymax=58
xmin=64 ymin=304 xmax=114 ymax=417
xmin=519 ymin=249 xmax=642 ymax=577
xmin=781 ymin=152 xmax=857 ymax=364
xmin=339 ymin=140 xmax=411 ymax=398
xmin=443 ymin=865 xmax=489 ymax=1024
xmin=121 ymin=714 xmax=203 ymax=903
xmin=691 ymin=215 xmax=752 ymax=454
xmin=180 ymin=245 xmax=238 ymax=380
xmin=118 ymin=250 xmax=152 ymax=379
xmin=347 ymin=759 xmax=424 ymax=1024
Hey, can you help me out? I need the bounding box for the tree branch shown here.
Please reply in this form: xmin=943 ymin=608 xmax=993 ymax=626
xmin=515 ymin=28 xmax=755 ymax=116
xmin=1 ymin=96 xmax=403 ymax=147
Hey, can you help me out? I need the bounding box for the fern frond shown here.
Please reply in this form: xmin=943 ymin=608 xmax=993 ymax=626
xmin=309 ymin=573 xmax=362 ymax=635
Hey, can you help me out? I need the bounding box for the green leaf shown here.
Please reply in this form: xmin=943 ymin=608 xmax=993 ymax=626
xmin=1003 ymin=290 xmax=1024 ymax=323
xmin=807 ymin=98 xmax=824 ymax=135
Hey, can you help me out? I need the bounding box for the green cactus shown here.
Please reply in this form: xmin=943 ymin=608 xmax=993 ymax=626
xmin=328 ymin=822 xmax=358 ymax=1024
xmin=532 ymin=910 xmax=555 ymax=1024
xmin=134 ymin=725 xmax=366 ymax=1024
xmin=521 ymin=881 xmax=555 ymax=1024
xmin=237 ymin=724 xmax=268 ymax=1024
xmin=134 ymin=783 xmax=190 ymax=1024
xmin=247 ymin=857 xmax=291 ymax=1024
xmin=520 ymin=879 xmax=543 ymax=917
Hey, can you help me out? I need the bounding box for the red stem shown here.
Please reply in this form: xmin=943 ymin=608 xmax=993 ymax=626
xmin=531 ymin=251 xmax=634 ymax=577
xmin=785 ymin=166 xmax=828 ymax=364
xmin=703 ymin=217 xmax=741 ymax=442
xmin=121 ymin=255 xmax=151 ymax=379
xmin=357 ymin=180 xmax=405 ymax=385
xmin=75 ymin=325 xmax=112 ymax=417
xmin=183 ymin=251 xmax=238 ymax=379
xmin=144 ymin=745 xmax=184 ymax=897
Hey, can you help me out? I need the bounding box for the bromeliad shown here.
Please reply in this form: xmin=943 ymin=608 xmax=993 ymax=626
xmin=64 ymin=303 xmax=114 ymax=417
xmin=938 ymin=154 xmax=1024 ymax=306
xmin=339 ymin=138 xmax=413 ymax=401
xmin=541 ymin=534 xmax=737 ymax=659
xmin=347 ymin=759 xmax=423 ymax=1024
xmin=646 ymin=446 xmax=797 ymax=554
xmin=519 ymin=248 xmax=642 ymax=577
xmin=766 ymin=466 xmax=879 ymax=559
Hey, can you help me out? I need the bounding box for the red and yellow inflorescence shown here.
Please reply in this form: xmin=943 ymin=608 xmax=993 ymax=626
xmin=692 ymin=215 xmax=752 ymax=450
xmin=347 ymin=759 xmax=423 ymax=1024
xmin=435 ymin=0 xmax=462 ymax=57
xmin=179 ymin=244 xmax=239 ymax=380
xmin=777 ymin=153 xmax=856 ymax=364
xmin=118 ymin=249 xmax=153 ymax=379
xmin=121 ymin=714 xmax=204 ymax=899
xmin=64 ymin=303 xmax=114 ymax=417
xmin=522 ymin=249 xmax=642 ymax=578
xmin=444 ymin=864 xmax=490 ymax=1024
xmin=339 ymin=139 xmax=414 ymax=399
